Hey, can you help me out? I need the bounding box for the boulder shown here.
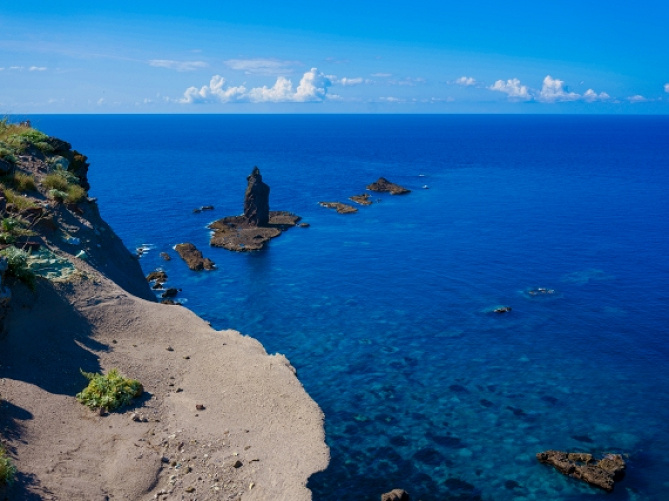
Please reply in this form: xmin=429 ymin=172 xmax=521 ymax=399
xmin=146 ymin=270 xmax=168 ymax=284
xmin=244 ymin=167 xmax=270 ymax=226
xmin=174 ymin=243 xmax=215 ymax=271
xmin=381 ymin=489 xmax=411 ymax=501
xmin=367 ymin=177 xmax=411 ymax=195
xmin=536 ymin=450 xmax=626 ymax=492
xmin=161 ymin=288 xmax=179 ymax=298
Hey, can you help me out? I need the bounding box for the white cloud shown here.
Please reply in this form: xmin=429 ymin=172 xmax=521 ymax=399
xmin=327 ymin=76 xmax=372 ymax=86
xmin=389 ymin=77 xmax=426 ymax=86
xmin=537 ymin=75 xmax=580 ymax=102
xmin=379 ymin=96 xmax=403 ymax=102
xmin=455 ymin=76 xmax=476 ymax=86
xmin=180 ymin=75 xmax=247 ymax=104
xmin=582 ymin=89 xmax=610 ymax=102
xmin=371 ymin=73 xmax=392 ymax=78
xmin=180 ymin=68 xmax=330 ymax=104
xmin=149 ymin=60 xmax=208 ymax=72
xmin=490 ymin=75 xmax=610 ymax=103
xmin=664 ymin=83 xmax=669 ymax=93
xmin=627 ymin=95 xmax=648 ymax=103
xmin=9 ymin=66 xmax=24 ymax=71
xmin=340 ymin=77 xmax=365 ymax=86
xmin=29 ymin=66 xmax=47 ymax=72
xmin=489 ymin=78 xmax=532 ymax=101
xmin=224 ymin=59 xmax=297 ymax=75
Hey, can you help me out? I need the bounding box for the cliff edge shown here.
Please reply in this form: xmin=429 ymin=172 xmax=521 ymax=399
xmin=0 ymin=121 xmax=329 ymax=500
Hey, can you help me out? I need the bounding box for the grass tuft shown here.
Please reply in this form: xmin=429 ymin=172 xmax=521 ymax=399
xmin=0 ymin=444 xmax=16 ymax=487
xmin=0 ymin=246 xmax=37 ymax=291
xmin=76 ymin=369 xmax=143 ymax=411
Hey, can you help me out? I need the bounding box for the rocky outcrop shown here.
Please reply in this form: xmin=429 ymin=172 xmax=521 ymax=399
xmin=244 ymin=167 xmax=270 ymax=226
xmin=209 ymin=212 xmax=300 ymax=252
xmin=319 ymin=202 xmax=358 ymax=214
xmin=350 ymin=193 xmax=373 ymax=205
xmin=174 ymin=243 xmax=215 ymax=271
xmin=209 ymin=168 xmax=301 ymax=252
xmin=367 ymin=177 xmax=410 ymax=195
xmin=536 ymin=450 xmax=626 ymax=492
xmin=146 ymin=270 xmax=168 ymax=285
xmin=381 ymin=489 xmax=411 ymax=501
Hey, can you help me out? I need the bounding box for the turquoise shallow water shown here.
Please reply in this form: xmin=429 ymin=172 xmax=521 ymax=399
xmin=26 ymin=114 xmax=669 ymax=500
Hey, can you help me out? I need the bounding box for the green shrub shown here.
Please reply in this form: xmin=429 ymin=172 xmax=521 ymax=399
xmin=1 ymin=172 xmax=36 ymax=193
xmin=0 ymin=246 xmax=37 ymax=291
xmin=3 ymin=188 xmax=39 ymax=211
xmin=43 ymin=172 xmax=70 ymax=191
xmin=0 ymin=147 xmax=17 ymax=165
xmin=76 ymin=369 xmax=143 ymax=411
xmin=66 ymin=184 xmax=86 ymax=204
xmin=0 ymin=444 xmax=16 ymax=487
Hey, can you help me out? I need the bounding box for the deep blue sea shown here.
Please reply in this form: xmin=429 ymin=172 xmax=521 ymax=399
xmin=23 ymin=114 xmax=669 ymax=500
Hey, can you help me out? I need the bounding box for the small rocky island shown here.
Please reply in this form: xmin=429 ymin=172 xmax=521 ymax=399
xmin=209 ymin=167 xmax=301 ymax=252
xmin=367 ymin=177 xmax=411 ymax=195
xmin=319 ymin=201 xmax=358 ymax=214
xmin=349 ymin=193 xmax=373 ymax=205
xmin=537 ymin=450 xmax=626 ymax=492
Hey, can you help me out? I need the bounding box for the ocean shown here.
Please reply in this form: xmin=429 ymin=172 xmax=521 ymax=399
xmin=24 ymin=114 xmax=669 ymax=500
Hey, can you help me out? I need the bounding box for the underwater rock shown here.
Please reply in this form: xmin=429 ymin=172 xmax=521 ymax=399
xmin=175 ymin=243 xmax=215 ymax=271
xmin=536 ymin=450 xmax=626 ymax=492
xmin=160 ymin=252 xmax=171 ymax=261
xmin=319 ymin=201 xmax=358 ymax=214
xmin=381 ymin=488 xmax=411 ymax=501
xmin=367 ymin=177 xmax=411 ymax=195
xmin=244 ymin=166 xmax=270 ymax=226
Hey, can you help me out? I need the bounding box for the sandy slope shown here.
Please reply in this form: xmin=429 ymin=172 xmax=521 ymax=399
xmin=0 ymin=145 xmax=328 ymax=500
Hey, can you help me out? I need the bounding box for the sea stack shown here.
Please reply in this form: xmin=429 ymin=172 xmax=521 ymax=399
xmin=244 ymin=166 xmax=270 ymax=226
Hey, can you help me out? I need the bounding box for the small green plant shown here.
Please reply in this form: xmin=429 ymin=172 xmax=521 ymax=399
xmin=0 ymin=444 xmax=16 ymax=487
xmin=0 ymin=246 xmax=37 ymax=291
xmin=65 ymin=184 xmax=86 ymax=204
xmin=0 ymin=172 xmax=36 ymax=193
xmin=0 ymin=147 xmax=17 ymax=165
xmin=43 ymin=172 xmax=70 ymax=192
xmin=3 ymin=188 xmax=39 ymax=211
xmin=76 ymin=369 xmax=143 ymax=411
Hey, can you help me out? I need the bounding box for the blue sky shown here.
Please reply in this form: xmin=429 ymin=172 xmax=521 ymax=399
xmin=1 ymin=1 xmax=668 ymax=113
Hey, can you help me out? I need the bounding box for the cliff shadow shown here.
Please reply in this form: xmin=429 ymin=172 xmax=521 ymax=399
xmin=0 ymin=279 xmax=105 ymax=396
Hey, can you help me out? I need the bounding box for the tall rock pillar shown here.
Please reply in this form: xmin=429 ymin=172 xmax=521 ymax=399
xmin=243 ymin=167 xmax=270 ymax=226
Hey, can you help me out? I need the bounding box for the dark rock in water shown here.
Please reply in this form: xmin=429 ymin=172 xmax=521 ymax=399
xmin=209 ymin=211 xmax=301 ymax=252
xmin=493 ymin=306 xmax=512 ymax=313
xmin=319 ymin=201 xmax=358 ymax=214
xmin=449 ymin=384 xmax=469 ymax=394
xmin=536 ymin=450 xmax=626 ymax=492
xmin=426 ymin=431 xmax=464 ymax=449
xmin=572 ymin=434 xmax=595 ymax=444
xmin=381 ymin=488 xmax=411 ymax=501
xmin=161 ymin=288 xmax=179 ymax=298
xmin=299 ymin=222 xmax=310 ymax=228
xmin=541 ymin=395 xmax=559 ymax=405
xmin=504 ymin=480 xmax=520 ymax=490
xmin=413 ymin=447 xmax=445 ymax=465
xmin=210 ymin=168 xmax=301 ymax=252
xmin=146 ymin=270 xmax=168 ymax=284
xmin=244 ymin=166 xmax=270 ymax=226
xmin=507 ymin=405 xmax=527 ymax=417
xmin=444 ymin=477 xmax=475 ymax=491
xmin=367 ymin=177 xmax=411 ymax=195
xmin=201 ymin=205 xmax=214 ymax=211
xmin=350 ymin=193 xmax=373 ymax=205
xmin=160 ymin=252 xmax=171 ymax=261
xmin=390 ymin=435 xmax=409 ymax=447
xmin=480 ymin=398 xmax=494 ymax=408
xmin=175 ymin=243 xmax=216 ymax=271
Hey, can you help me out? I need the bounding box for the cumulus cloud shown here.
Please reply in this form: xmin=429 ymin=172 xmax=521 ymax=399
xmin=455 ymin=76 xmax=476 ymax=86
xmin=29 ymin=66 xmax=47 ymax=72
xmin=627 ymin=95 xmax=648 ymax=103
xmin=664 ymin=83 xmax=669 ymax=93
xmin=149 ymin=60 xmax=208 ymax=72
xmin=537 ymin=75 xmax=580 ymax=102
xmin=180 ymin=75 xmax=247 ymax=104
xmin=180 ymin=68 xmax=330 ymax=104
xmin=490 ymin=75 xmax=610 ymax=103
xmin=224 ymin=59 xmax=297 ymax=75
xmin=489 ymin=78 xmax=532 ymax=100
